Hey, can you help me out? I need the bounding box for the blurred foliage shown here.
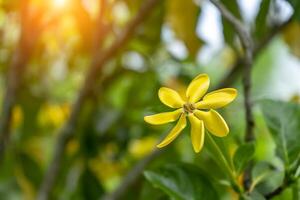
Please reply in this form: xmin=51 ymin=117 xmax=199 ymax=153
xmin=0 ymin=0 xmax=299 ymax=200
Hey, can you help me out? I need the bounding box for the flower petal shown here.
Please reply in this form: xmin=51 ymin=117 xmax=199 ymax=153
xmin=158 ymin=87 xmax=185 ymax=108
xmin=186 ymin=74 xmax=210 ymax=103
xmin=157 ymin=114 xmax=186 ymax=148
xmin=188 ymin=114 xmax=205 ymax=153
xmin=144 ymin=109 xmax=183 ymax=125
xmin=194 ymin=109 xmax=229 ymax=137
xmin=195 ymin=88 xmax=237 ymax=109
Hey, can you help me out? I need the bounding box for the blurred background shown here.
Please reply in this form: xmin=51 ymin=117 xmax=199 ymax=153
xmin=0 ymin=0 xmax=299 ymax=199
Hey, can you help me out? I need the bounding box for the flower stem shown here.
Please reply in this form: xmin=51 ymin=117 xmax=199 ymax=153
xmin=206 ymin=133 xmax=242 ymax=193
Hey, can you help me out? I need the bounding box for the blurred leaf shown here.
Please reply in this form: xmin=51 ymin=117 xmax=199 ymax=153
xmin=144 ymin=163 xmax=218 ymax=200
xmin=106 ymin=74 xmax=134 ymax=109
xmin=287 ymin=0 xmax=300 ymax=21
xmin=233 ymin=142 xmax=255 ymax=174
xmin=129 ymin=0 xmax=164 ymax=55
xmin=282 ymin=21 xmax=300 ymax=58
xmin=166 ymin=0 xmax=202 ymax=57
xmin=254 ymin=0 xmax=271 ymax=39
xmin=139 ymin=180 xmax=168 ymax=200
xmin=260 ymin=100 xmax=300 ymax=165
xmin=18 ymin=153 xmax=42 ymax=190
xmin=243 ymin=190 xmax=266 ymax=200
xmin=78 ymin=166 xmax=104 ymax=199
xmin=19 ymin=92 xmax=43 ymax=139
xmin=251 ymin=162 xmax=284 ymax=195
xmin=220 ymin=0 xmax=242 ymax=45
xmin=78 ymin=101 xmax=99 ymax=158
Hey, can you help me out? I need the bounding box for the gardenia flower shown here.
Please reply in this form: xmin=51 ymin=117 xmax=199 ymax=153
xmin=144 ymin=74 xmax=237 ymax=153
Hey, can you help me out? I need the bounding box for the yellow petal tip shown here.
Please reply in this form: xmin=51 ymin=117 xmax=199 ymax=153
xmin=144 ymin=116 xmax=151 ymax=124
xmin=194 ymin=148 xmax=201 ymax=153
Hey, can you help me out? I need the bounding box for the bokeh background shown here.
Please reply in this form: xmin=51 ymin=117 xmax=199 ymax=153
xmin=0 ymin=0 xmax=299 ymax=199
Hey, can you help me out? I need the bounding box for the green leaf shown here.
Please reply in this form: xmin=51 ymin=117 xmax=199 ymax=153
xmin=79 ymin=167 xmax=104 ymax=200
xmin=254 ymin=0 xmax=271 ymax=39
xmin=128 ymin=0 xmax=164 ymax=55
xmin=18 ymin=153 xmax=43 ymax=190
xmin=260 ymin=100 xmax=300 ymax=165
xmin=251 ymin=162 xmax=284 ymax=195
xmin=144 ymin=163 xmax=218 ymax=200
xmin=242 ymin=190 xmax=266 ymax=200
xmin=287 ymin=0 xmax=300 ymax=21
xmin=233 ymin=142 xmax=255 ymax=174
xmin=220 ymin=0 xmax=242 ymax=45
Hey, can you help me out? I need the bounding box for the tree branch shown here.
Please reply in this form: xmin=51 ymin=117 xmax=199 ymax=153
xmin=209 ymin=0 xmax=256 ymax=192
xmin=0 ymin=0 xmax=42 ymax=161
xmin=36 ymin=0 xmax=160 ymax=199
xmin=216 ymin=15 xmax=293 ymax=89
xmin=209 ymin=0 xmax=255 ymax=142
xmin=102 ymin=15 xmax=294 ymax=200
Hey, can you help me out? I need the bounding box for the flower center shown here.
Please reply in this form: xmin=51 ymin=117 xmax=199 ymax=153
xmin=183 ymin=103 xmax=195 ymax=113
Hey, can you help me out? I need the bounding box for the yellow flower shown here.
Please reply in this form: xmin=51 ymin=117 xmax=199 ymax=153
xmin=144 ymin=74 xmax=237 ymax=153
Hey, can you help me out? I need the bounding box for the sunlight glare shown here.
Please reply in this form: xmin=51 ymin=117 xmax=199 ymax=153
xmin=53 ymin=0 xmax=68 ymax=9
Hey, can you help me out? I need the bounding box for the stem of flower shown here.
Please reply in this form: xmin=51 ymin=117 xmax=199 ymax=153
xmin=206 ymin=133 xmax=242 ymax=193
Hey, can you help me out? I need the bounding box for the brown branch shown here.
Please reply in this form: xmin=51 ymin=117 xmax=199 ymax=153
xmin=0 ymin=48 xmax=29 ymax=161
xmin=211 ymin=0 xmax=295 ymax=195
xmin=36 ymin=0 xmax=160 ymax=199
xmin=0 ymin=0 xmax=41 ymax=161
xmin=209 ymin=0 xmax=256 ymax=193
xmin=209 ymin=0 xmax=255 ymax=142
xmin=103 ymin=149 xmax=162 ymax=200
xmin=216 ymin=16 xmax=293 ymax=89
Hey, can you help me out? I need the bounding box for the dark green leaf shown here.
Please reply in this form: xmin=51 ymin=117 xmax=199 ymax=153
xmin=220 ymin=0 xmax=242 ymax=45
xmin=19 ymin=153 xmax=43 ymax=190
xmin=79 ymin=167 xmax=104 ymax=200
xmin=255 ymin=0 xmax=271 ymax=39
xmin=260 ymin=100 xmax=300 ymax=165
xmin=242 ymin=190 xmax=266 ymax=200
xmin=287 ymin=0 xmax=300 ymax=21
xmin=233 ymin=142 xmax=255 ymax=174
xmin=144 ymin=163 xmax=218 ymax=200
xmin=251 ymin=162 xmax=284 ymax=195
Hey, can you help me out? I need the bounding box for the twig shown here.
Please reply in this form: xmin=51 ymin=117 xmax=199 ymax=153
xmin=209 ymin=0 xmax=255 ymax=142
xmin=36 ymin=0 xmax=160 ymax=199
xmin=216 ymin=16 xmax=292 ymax=90
xmin=103 ymin=149 xmax=162 ymax=200
xmin=209 ymin=0 xmax=256 ymax=193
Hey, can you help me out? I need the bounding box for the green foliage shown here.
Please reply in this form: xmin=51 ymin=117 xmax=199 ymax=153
xmin=251 ymin=162 xmax=284 ymax=195
xmin=18 ymin=153 xmax=43 ymax=190
xmin=220 ymin=0 xmax=241 ymax=46
xmin=233 ymin=142 xmax=255 ymax=174
xmin=0 ymin=0 xmax=300 ymax=199
xmin=260 ymin=100 xmax=300 ymax=165
xmin=288 ymin=0 xmax=300 ymax=21
xmin=78 ymin=167 xmax=104 ymax=200
xmin=254 ymin=0 xmax=271 ymax=40
xmin=144 ymin=163 xmax=218 ymax=200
